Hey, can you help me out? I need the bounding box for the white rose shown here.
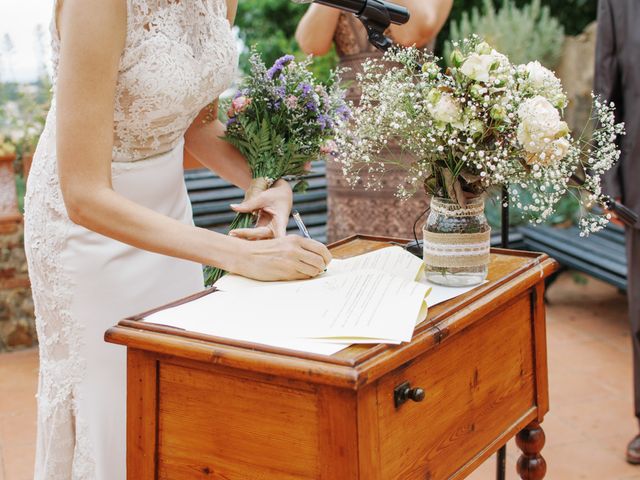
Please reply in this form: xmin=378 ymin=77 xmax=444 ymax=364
xmin=545 ymin=137 xmax=571 ymax=163
xmin=524 ymin=61 xmax=554 ymax=89
xmin=521 ymin=61 xmax=567 ymax=108
xmin=526 ymin=138 xmax=571 ymax=167
xmin=460 ymin=53 xmax=495 ymax=83
xmin=517 ymin=96 xmax=568 ymax=156
xmin=427 ymin=92 xmax=463 ymax=125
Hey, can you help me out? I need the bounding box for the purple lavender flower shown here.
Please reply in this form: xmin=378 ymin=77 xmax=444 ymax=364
xmin=317 ymin=114 xmax=333 ymax=131
xmin=267 ymin=55 xmax=295 ymax=80
xmin=337 ymin=104 xmax=351 ymax=121
xmin=298 ymin=82 xmax=313 ymax=97
xmin=233 ymin=89 xmax=247 ymax=100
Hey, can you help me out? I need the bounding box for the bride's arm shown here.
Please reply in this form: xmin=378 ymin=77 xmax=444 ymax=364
xmin=56 ymin=0 xmax=330 ymax=280
xmin=184 ymin=105 xmax=252 ymax=190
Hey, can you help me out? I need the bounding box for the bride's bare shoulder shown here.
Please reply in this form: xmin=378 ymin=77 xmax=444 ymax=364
xmin=56 ymin=0 xmax=127 ymax=49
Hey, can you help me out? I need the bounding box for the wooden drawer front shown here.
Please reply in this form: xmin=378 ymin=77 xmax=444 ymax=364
xmin=157 ymin=363 xmax=320 ymax=480
xmin=376 ymin=293 xmax=536 ymax=480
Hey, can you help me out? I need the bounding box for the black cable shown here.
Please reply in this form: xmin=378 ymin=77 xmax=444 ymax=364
xmin=412 ymin=206 xmax=430 ymax=246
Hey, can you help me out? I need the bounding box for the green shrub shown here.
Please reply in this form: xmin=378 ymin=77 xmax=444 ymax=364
xmin=444 ymin=0 xmax=564 ymax=69
xmin=437 ymin=0 xmax=595 ymax=58
xmin=235 ymin=0 xmax=338 ymax=83
xmin=15 ymin=173 xmax=25 ymax=213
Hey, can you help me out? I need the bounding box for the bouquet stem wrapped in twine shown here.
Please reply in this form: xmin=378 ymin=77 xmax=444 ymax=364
xmin=204 ymin=177 xmax=271 ymax=285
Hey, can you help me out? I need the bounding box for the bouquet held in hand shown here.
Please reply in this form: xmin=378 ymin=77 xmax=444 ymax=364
xmin=205 ymin=52 xmax=350 ymax=285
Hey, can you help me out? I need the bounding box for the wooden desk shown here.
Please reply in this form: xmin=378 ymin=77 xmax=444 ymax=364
xmin=105 ymin=236 xmax=558 ymax=480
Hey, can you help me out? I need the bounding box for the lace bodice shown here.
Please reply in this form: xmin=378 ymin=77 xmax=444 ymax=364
xmin=50 ymin=0 xmax=238 ymax=162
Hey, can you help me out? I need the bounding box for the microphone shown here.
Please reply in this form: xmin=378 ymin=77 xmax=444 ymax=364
xmin=293 ymin=0 xmax=410 ymax=51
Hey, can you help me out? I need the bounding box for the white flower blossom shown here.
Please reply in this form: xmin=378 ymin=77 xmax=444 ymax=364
xmin=517 ymin=96 xmax=569 ymax=160
xmin=459 ymin=53 xmax=495 ymax=82
xmin=335 ymin=41 xmax=625 ymax=235
xmin=427 ymin=91 xmax=463 ymax=125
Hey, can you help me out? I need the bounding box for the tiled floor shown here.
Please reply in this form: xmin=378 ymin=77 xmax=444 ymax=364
xmin=1 ymin=271 xmax=640 ymax=479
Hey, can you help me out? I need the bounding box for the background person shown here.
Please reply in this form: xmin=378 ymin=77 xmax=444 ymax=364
xmin=295 ymin=0 xmax=452 ymax=242
xmin=595 ymin=0 xmax=640 ymax=464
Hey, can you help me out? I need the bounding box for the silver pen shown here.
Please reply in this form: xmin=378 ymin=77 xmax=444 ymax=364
xmin=292 ymin=210 xmax=312 ymax=239
xmin=292 ymin=210 xmax=327 ymax=272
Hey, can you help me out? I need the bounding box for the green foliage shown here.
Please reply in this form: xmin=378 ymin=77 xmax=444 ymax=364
xmin=444 ymin=0 xmax=564 ymax=69
xmin=536 ymin=0 xmax=596 ymax=36
xmin=485 ymin=187 xmax=581 ymax=229
xmin=235 ymin=0 xmax=338 ymax=83
xmin=437 ymin=0 xmax=595 ymax=57
xmin=15 ymin=174 xmax=25 ymax=213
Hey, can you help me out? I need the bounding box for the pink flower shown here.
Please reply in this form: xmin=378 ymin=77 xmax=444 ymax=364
xmin=285 ymin=95 xmax=298 ymax=109
xmin=231 ymin=96 xmax=251 ymax=114
xmin=320 ymin=140 xmax=338 ymax=156
xmin=304 ymin=161 xmax=312 ymax=172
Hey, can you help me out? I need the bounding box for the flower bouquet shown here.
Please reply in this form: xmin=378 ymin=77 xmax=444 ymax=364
xmin=335 ymin=37 xmax=624 ymax=286
xmin=204 ymin=52 xmax=350 ymax=285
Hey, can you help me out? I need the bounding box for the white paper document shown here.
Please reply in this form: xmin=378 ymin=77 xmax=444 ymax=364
xmin=213 ymin=245 xmax=425 ymax=292
xmin=143 ymin=246 xmax=482 ymax=356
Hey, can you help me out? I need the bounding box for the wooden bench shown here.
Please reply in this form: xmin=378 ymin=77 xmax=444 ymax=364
xmin=184 ymin=162 xmax=527 ymax=251
xmin=520 ymin=223 xmax=627 ymax=291
xmin=185 ymin=160 xmax=328 ymax=243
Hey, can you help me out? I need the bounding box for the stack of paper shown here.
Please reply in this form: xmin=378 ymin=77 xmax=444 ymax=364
xmin=143 ymin=246 xmax=480 ymax=355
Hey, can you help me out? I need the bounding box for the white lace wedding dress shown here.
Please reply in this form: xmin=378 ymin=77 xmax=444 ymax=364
xmin=23 ymin=1 xmax=238 ymax=478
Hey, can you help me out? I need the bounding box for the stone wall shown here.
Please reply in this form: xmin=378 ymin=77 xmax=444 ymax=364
xmin=556 ymin=21 xmax=597 ymax=137
xmin=0 ymin=155 xmax=36 ymax=352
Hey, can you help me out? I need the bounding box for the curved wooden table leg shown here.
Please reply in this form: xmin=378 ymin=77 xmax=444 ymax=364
xmin=516 ymin=421 xmax=547 ymax=480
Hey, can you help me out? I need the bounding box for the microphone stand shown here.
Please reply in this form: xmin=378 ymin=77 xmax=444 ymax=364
xmin=354 ymin=0 xmax=395 ymax=51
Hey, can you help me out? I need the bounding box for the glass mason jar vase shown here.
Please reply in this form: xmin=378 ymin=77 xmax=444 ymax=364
xmin=423 ymin=196 xmax=490 ymax=287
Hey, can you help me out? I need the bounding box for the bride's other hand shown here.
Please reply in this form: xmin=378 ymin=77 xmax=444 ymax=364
xmin=233 ymin=235 xmax=332 ymax=281
xmin=229 ymin=179 xmax=292 ymax=240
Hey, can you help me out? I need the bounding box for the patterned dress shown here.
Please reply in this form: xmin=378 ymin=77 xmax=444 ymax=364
xmin=326 ymin=14 xmax=431 ymax=243
xmin=23 ymin=1 xmax=238 ymax=478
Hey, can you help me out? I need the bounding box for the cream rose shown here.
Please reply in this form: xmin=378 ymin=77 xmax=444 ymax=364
xmin=524 ymin=61 xmax=554 ymax=89
xmin=517 ymin=96 xmax=568 ymax=155
xmin=460 ymin=53 xmax=494 ymax=83
xmin=427 ymin=91 xmax=463 ymax=125
xmin=521 ymin=61 xmax=567 ymax=108
xmin=526 ymin=138 xmax=571 ymax=167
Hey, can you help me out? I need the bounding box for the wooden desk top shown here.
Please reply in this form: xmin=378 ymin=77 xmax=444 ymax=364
xmin=105 ymin=235 xmax=558 ymax=390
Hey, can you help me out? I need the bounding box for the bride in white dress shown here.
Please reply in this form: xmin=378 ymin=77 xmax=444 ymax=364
xmin=23 ymin=1 xmax=331 ymax=478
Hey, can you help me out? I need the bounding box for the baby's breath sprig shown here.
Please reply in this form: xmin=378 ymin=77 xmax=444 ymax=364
xmin=335 ymin=39 xmax=625 ymax=235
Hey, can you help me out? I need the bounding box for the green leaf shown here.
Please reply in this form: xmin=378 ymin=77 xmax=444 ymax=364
xmin=292 ymin=179 xmax=309 ymax=193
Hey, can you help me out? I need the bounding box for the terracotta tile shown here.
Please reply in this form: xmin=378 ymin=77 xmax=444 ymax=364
xmin=616 ymin=474 xmax=640 ymax=480
xmin=2 ymin=438 xmax=35 ymax=480
xmin=540 ymin=411 xmax=587 ymax=448
xmin=0 ymin=443 xmax=6 ymax=480
xmin=0 ymin=409 xmax=36 ymax=449
xmin=551 ymin=395 xmax=636 ymax=445
xmin=548 ymin=362 xmax=621 ymax=404
xmin=0 ymin=353 xmax=38 ymax=427
xmin=544 ymin=439 xmax=640 ymax=479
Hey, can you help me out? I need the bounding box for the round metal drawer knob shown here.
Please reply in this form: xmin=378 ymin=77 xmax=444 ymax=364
xmin=408 ymin=387 xmax=425 ymax=402
xmin=394 ymin=381 xmax=426 ymax=407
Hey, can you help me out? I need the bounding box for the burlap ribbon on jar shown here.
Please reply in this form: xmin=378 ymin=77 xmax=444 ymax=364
xmin=422 ymin=228 xmax=491 ymax=268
